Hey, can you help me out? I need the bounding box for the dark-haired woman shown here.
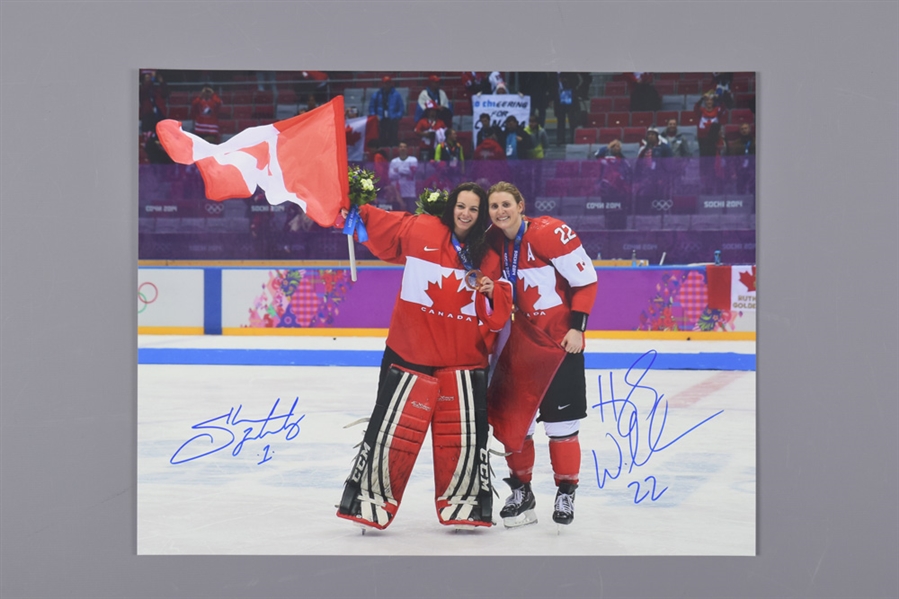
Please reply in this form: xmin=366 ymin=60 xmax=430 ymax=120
xmin=486 ymin=181 xmax=597 ymax=528
xmin=337 ymin=182 xmax=512 ymax=531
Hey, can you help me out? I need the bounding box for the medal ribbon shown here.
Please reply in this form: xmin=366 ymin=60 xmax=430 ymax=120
xmin=341 ymin=204 xmax=368 ymax=242
xmin=451 ymin=233 xmax=473 ymax=271
xmin=503 ymin=220 xmax=526 ymax=303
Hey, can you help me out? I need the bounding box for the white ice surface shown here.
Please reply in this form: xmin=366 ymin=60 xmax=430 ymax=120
xmin=138 ymin=335 xmax=755 ymax=555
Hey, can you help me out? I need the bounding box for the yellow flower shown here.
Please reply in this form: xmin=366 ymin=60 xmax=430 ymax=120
xmin=428 ymin=192 xmax=441 ymax=203
xmin=361 ymin=178 xmax=374 ymax=191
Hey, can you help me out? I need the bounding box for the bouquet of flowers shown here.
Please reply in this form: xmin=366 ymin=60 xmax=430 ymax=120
xmin=347 ymin=165 xmax=379 ymax=207
xmin=415 ymin=188 xmax=449 ymax=217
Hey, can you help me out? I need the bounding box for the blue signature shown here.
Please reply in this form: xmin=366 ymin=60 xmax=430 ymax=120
xmin=170 ymin=397 xmax=305 ymax=465
xmin=590 ymin=350 xmax=723 ymax=504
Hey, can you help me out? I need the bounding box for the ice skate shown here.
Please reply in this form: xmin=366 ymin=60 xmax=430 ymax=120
xmin=500 ymin=477 xmax=538 ymax=528
xmin=552 ymin=482 xmax=577 ymax=529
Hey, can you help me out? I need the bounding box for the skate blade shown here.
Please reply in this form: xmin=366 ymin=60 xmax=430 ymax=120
xmin=502 ymin=509 xmax=538 ymax=528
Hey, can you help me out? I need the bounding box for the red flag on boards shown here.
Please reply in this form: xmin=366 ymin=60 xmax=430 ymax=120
xmin=156 ymin=96 xmax=349 ymax=227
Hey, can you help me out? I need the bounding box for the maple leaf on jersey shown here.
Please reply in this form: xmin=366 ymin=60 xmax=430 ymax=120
xmin=517 ymin=280 xmax=544 ymax=314
xmin=424 ymin=272 xmax=474 ymax=314
xmin=738 ymin=266 xmax=757 ymax=292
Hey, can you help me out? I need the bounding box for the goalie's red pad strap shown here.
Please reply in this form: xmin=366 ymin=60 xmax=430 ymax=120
xmin=432 ymin=368 xmax=492 ymax=526
xmin=487 ymin=315 xmax=567 ymax=452
xmin=337 ymin=365 xmax=438 ymax=529
xmin=505 ymin=436 xmax=536 ymax=484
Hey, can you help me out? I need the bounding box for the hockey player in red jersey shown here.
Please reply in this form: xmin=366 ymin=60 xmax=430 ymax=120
xmin=486 ymin=181 xmax=598 ymax=528
xmin=337 ymin=182 xmax=513 ymax=531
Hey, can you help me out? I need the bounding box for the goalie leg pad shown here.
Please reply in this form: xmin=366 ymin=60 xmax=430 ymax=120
xmin=337 ymin=365 xmax=439 ymax=529
xmin=432 ymin=368 xmax=493 ymax=527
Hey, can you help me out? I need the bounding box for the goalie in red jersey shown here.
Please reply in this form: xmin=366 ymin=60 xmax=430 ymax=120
xmin=486 ymin=181 xmax=598 ymax=528
xmin=337 ymin=182 xmax=513 ymax=531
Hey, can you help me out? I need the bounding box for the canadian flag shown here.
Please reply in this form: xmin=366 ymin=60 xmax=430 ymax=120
xmin=707 ymin=264 xmax=757 ymax=312
xmin=345 ymin=115 xmax=379 ymax=162
xmin=156 ymin=97 xmax=349 ymax=227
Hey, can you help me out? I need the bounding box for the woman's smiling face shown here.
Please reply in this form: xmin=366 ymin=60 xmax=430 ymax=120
xmin=488 ymin=191 xmax=524 ymax=238
xmin=453 ymin=190 xmax=481 ymax=239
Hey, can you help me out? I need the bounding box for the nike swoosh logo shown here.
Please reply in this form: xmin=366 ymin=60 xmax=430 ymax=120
xmin=423 ymin=247 xmax=438 ymax=251
xmin=558 ymin=404 xmax=571 ymax=410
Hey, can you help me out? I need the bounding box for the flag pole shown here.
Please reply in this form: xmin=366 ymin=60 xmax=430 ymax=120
xmin=347 ymin=234 xmax=357 ymax=282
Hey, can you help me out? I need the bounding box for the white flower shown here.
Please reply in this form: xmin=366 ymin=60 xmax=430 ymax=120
xmin=361 ymin=178 xmax=374 ymax=191
xmin=428 ymin=192 xmax=440 ymax=203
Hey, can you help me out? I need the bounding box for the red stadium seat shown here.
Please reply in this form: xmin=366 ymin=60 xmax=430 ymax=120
xmin=554 ymin=161 xmax=581 ymax=178
xmin=682 ymin=72 xmax=706 ymax=80
xmin=254 ymin=90 xmax=274 ymax=105
xmin=677 ymin=80 xmax=701 ymax=95
xmin=597 ymin=127 xmax=622 ymax=143
xmin=568 ymin=178 xmax=595 ymax=197
xmin=232 ymin=105 xmax=253 ymax=119
xmin=543 ymin=178 xmax=568 ymax=197
xmin=612 ymin=97 xmax=631 ymax=111
xmin=724 ymin=124 xmax=742 ymax=141
xmin=729 ymin=108 xmax=755 ymax=124
xmin=168 ymin=91 xmax=191 ymax=106
xmin=574 ymin=128 xmax=598 ymax=144
xmin=231 ymin=90 xmax=254 ymax=105
xmin=456 ymin=131 xmax=473 ymax=153
xmin=607 ymin=112 xmax=630 ymax=127
xmin=630 ymin=112 xmax=654 ymax=127
xmin=622 ymin=127 xmax=645 ymax=143
xmin=654 ymin=80 xmax=677 ymax=95
xmin=236 ymin=119 xmax=259 ymax=131
xmin=655 ymin=110 xmax=679 ymax=126
xmin=655 ymin=73 xmax=680 ymax=81
xmin=586 ymin=112 xmax=606 ymax=128
xmin=254 ymin=104 xmax=275 ymax=119
xmin=455 ymin=101 xmax=472 ymax=116
xmin=579 ymin=160 xmax=602 ymax=178
xmin=604 ymin=81 xmax=628 ymax=96
xmin=679 ymin=111 xmax=699 ymax=126
xmin=218 ymin=120 xmax=237 ymax=135
xmin=168 ymin=106 xmax=189 ymax=120
xmin=277 ymin=88 xmax=297 ymax=104
xmin=590 ymin=97 xmax=613 ymax=113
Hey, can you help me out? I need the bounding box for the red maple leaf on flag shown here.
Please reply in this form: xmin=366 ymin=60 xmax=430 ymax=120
xmin=738 ymin=266 xmax=757 ymax=292
xmin=424 ymin=272 xmax=474 ymax=314
xmin=345 ymin=125 xmax=362 ymax=147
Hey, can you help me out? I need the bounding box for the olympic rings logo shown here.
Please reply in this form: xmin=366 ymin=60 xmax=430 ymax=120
xmin=535 ymin=200 xmax=556 ymax=212
xmin=205 ymin=203 xmax=225 ymax=215
xmin=138 ymin=282 xmax=158 ymax=314
xmin=651 ymin=199 xmax=674 ymax=211
xmin=679 ymin=242 xmax=702 ymax=252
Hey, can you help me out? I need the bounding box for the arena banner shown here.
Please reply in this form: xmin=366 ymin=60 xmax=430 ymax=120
xmin=470 ymin=93 xmax=531 ymax=137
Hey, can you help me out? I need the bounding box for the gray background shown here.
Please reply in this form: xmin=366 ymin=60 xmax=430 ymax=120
xmin=1 ymin=2 xmax=897 ymax=598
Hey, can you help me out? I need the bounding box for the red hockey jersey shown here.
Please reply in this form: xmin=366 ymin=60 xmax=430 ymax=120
xmin=488 ymin=215 xmax=597 ymax=343
xmin=359 ymin=204 xmax=512 ymax=369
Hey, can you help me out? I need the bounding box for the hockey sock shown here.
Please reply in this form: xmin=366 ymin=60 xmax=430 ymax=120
xmin=337 ymin=365 xmax=439 ymax=530
xmin=432 ymin=368 xmax=493 ymax=527
xmin=505 ymin=436 xmax=535 ymax=484
xmin=548 ymin=433 xmax=581 ymax=486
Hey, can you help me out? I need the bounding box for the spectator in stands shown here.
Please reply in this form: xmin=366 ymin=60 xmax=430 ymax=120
xmin=473 ymin=129 xmax=505 ymax=161
xmin=626 ymin=73 xmax=662 ymax=112
xmin=248 ymin=189 xmax=274 ymax=258
xmin=518 ymin=72 xmax=553 ymax=127
xmin=635 ymin=127 xmax=673 ymax=209
xmin=139 ymin=69 xmax=168 ymax=134
xmin=388 ymin=142 xmax=420 ymax=212
xmin=368 ymin=75 xmax=405 ymax=148
xmin=297 ymin=70 xmax=329 ymax=106
xmin=704 ymin=122 xmax=731 ymax=194
xmin=489 ymin=71 xmax=507 ymax=93
xmin=729 ymin=122 xmax=755 ymax=195
xmin=595 ymin=139 xmax=632 ymax=223
xmin=191 ymin=86 xmax=224 ymax=143
xmin=661 ymin=118 xmax=691 ymax=157
xmin=524 ymin=115 xmax=549 ymax=159
xmin=413 ymin=101 xmax=447 ymax=161
xmin=500 ymin=115 xmax=533 ymax=160
xmin=476 ymin=113 xmax=500 ymax=148
xmin=434 ymin=127 xmax=465 ymax=178
xmin=695 ymin=92 xmax=728 ymax=194
xmin=462 ymin=72 xmax=491 ymax=98
xmin=416 ymin=74 xmax=451 ymax=123
xmin=554 ymin=72 xmax=590 ymax=146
